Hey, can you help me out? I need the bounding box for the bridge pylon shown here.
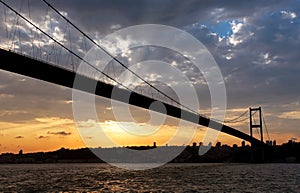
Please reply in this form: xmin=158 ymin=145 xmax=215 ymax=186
xmin=249 ymin=107 xmax=263 ymax=143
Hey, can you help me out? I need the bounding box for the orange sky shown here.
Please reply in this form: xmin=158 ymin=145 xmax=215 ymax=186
xmin=0 ymin=111 xmax=294 ymax=154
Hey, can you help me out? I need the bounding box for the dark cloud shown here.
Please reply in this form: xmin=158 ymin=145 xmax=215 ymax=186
xmin=37 ymin=135 xmax=49 ymax=139
xmin=0 ymin=70 xmax=74 ymax=122
xmin=47 ymin=131 xmax=71 ymax=136
xmin=38 ymin=0 xmax=295 ymax=33
xmin=0 ymin=0 xmax=289 ymax=38
xmin=185 ymin=6 xmax=300 ymax=109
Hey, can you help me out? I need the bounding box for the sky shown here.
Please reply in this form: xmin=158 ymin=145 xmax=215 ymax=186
xmin=0 ymin=0 xmax=300 ymax=153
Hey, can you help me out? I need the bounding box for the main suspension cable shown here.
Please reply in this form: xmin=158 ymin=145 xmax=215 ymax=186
xmin=0 ymin=0 xmax=134 ymax=93
xmin=41 ymin=0 xmax=200 ymax=115
xmin=262 ymin=112 xmax=271 ymax=140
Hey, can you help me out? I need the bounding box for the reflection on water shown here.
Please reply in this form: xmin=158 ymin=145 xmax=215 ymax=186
xmin=0 ymin=163 xmax=299 ymax=192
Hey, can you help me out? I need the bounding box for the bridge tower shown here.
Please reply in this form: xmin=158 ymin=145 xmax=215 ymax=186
xmin=249 ymin=107 xmax=263 ymax=142
xmin=249 ymin=107 xmax=268 ymax=162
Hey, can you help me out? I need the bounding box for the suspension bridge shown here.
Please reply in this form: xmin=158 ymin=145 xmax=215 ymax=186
xmin=0 ymin=0 xmax=270 ymax=147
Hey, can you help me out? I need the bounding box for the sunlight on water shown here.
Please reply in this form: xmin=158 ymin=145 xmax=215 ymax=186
xmin=0 ymin=163 xmax=299 ymax=192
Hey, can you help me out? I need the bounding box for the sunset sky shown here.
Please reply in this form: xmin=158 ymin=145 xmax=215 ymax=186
xmin=0 ymin=0 xmax=300 ymax=153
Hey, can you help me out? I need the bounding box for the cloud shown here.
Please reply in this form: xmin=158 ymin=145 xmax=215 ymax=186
xmin=278 ymin=111 xmax=300 ymax=120
xmin=280 ymin=11 xmax=297 ymax=20
xmin=26 ymin=0 xmax=295 ymax=33
xmin=0 ymin=94 xmax=14 ymax=99
xmin=37 ymin=135 xmax=49 ymax=139
xmin=47 ymin=131 xmax=72 ymax=136
xmin=227 ymin=19 xmax=255 ymax=46
xmin=36 ymin=117 xmax=72 ymax=123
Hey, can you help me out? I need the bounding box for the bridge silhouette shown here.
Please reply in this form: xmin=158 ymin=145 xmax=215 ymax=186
xmin=0 ymin=0 xmax=266 ymax=147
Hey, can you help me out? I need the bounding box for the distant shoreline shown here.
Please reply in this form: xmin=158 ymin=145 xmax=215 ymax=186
xmin=1 ymin=141 xmax=299 ymax=164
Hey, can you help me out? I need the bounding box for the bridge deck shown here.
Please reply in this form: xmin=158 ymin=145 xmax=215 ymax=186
xmin=0 ymin=48 xmax=265 ymax=146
